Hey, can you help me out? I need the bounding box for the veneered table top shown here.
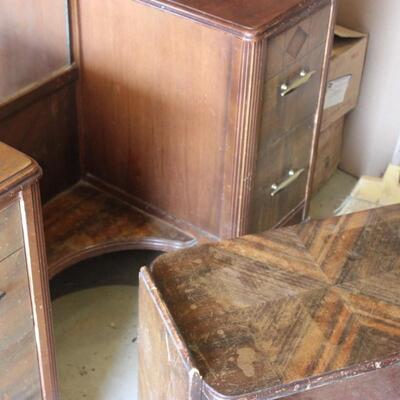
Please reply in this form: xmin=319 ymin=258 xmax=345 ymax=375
xmin=151 ymin=204 xmax=400 ymax=397
xmin=139 ymin=0 xmax=330 ymax=37
xmin=0 ymin=141 xmax=38 ymax=197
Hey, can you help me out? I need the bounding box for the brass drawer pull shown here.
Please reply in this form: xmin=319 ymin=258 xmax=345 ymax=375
xmin=280 ymin=70 xmax=316 ymax=97
xmin=270 ymin=168 xmax=305 ymax=197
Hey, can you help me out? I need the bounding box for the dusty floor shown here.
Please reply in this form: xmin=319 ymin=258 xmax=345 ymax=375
xmin=51 ymin=251 xmax=159 ymax=400
xmin=310 ymin=169 xmax=357 ymax=219
xmin=52 ymin=170 xmax=357 ymax=400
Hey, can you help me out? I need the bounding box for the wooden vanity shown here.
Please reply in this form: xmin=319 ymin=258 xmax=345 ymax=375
xmin=72 ymin=0 xmax=335 ymax=239
xmin=1 ymin=0 xmax=336 ymax=278
xmin=140 ymin=203 xmax=400 ymax=399
xmin=0 ymin=143 xmax=57 ymax=399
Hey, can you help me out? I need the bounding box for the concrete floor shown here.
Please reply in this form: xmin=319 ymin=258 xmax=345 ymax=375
xmin=310 ymin=169 xmax=358 ymax=219
xmin=51 ymin=251 xmax=160 ymax=400
xmin=53 ymin=286 xmax=139 ymax=400
xmin=51 ymin=170 xmax=357 ymax=400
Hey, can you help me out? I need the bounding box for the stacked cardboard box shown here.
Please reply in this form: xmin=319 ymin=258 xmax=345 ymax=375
xmin=313 ymin=26 xmax=368 ymax=193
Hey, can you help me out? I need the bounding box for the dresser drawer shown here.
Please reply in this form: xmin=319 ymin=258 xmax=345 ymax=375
xmin=259 ymin=44 xmax=325 ymax=151
xmin=249 ymin=119 xmax=314 ymax=233
xmin=265 ymin=5 xmax=331 ymax=79
xmin=0 ymin=202 xmax=24 ymax=262
xmin=0 ymin=249 xmax=43 ymax=399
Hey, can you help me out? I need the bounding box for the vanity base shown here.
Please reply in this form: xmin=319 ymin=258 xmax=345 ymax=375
xmin=43 ymin=181 xmax=196 ymax=278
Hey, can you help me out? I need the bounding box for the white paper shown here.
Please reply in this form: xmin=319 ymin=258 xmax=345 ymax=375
xmin=324 ymin=75 xmax=352 ymax=110
xmin=334 ymin=25 xmax=367 ymax=39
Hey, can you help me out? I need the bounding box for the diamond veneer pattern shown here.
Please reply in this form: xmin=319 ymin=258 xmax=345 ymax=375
xmin=152 ymin=205 xmax=400 ymax=396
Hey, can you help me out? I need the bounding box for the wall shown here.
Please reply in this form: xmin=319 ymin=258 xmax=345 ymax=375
xmin=0 ymin=0 xmax=69 ymax=100
xmin=337 ymin=0 xmax=400 ymax=177
xmin=0 ymin=0 xmax=80 ymax=202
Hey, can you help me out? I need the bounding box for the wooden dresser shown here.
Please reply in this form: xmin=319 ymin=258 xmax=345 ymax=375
xmin=140 ymin=204 xmax=400 ymax=399
xmin=72 ymin=0 xmax=336 ymax=239
xmin=0 ymin=0 xmax=337 ymax=278
xmin=0 ymin=142 xmax=58 ymax=399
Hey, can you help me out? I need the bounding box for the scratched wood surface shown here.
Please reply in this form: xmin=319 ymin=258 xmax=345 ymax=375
xmin=43 ymin=181 xmax=196 ymax=278
xmin=133 ymin=0 xmax=329 ymax=37
xmin=151 ymin=204 xmax=400 ymax=398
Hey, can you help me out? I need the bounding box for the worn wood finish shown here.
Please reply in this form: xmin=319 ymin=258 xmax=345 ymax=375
xmin=278 ymin=200 xmax=305 ymax=228
xmin=0 ymin=143 xmax=40 ymax=205
xmin=260 ymin=44 xmax=325 ymax=149
xmin=131 ymin=0 xmax=329 ymax=38
xmin=287 ymin=363 xmax=400 ymax=399
xmin=0 ymin=0 xmax=69 ymax=100
xmin=0 ymin=249 xmax=43 ymax=400
xmin=0 ymin=82 xmax=80 ymax=202
xmin=139 ymin=269 xmax=202 ymax=399
xmin=76 ymin=0 xmax=238 ymax=236
xmin=146 ymin=204 xmax=400 ymax=399
xmin=302 ymin=0 xmax=336 ymax=219
xmin=250 ymin=118 xmax=314 ymax=233
xmin=43 ymin=181 xmax=196 ymax=278
xmin=22 ymin=183 xmax=59 ymax=399
xmin=0 ymin=203 xmax=24 ymax=263
xmin=73 ymin=0 xmax=334 ymax=239
xmin=0 ymin=142 xmax=58 ymax=399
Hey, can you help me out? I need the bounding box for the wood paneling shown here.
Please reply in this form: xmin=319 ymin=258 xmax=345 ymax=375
xmin=150 ymin=204 xmax=400 ymax=398
xmin=0 ymin=65 xmax=79 ymax=121
xmin=77 ymin=0 xmax=238 ymax=236
xmin=43 ymin=181 xmax=196 ymax=278
xmin=0 ymin=84 xmax=80 ymax=202
xmin=0 ymin=0 xmax=69 ymax=100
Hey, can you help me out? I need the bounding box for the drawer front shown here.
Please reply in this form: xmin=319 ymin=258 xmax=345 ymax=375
xmin=0 ymin=202 xmax=24 ymax=262
xmin=259 ymin=44 xmax=325 ymax=151
xmin=0 ymin=249 xmax=43 ymax=399
xmin=249 ymin=119 xmax=314 ymax=233
xmin=265 ymin=5 xmax=331 ymax=80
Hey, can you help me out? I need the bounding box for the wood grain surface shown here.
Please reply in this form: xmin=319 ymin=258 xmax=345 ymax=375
xmin=0 ymin=142 xmax=32 ymax=189
xmin=0 ymin=141 xmax=40 ymax=199
xmin=0 ymin=202 xmax=24 ymax=263
xmin=0 ymin=247 xmax=42 ymax=400
xmin=43 ymin=181 xmax=196 ymax=278
xmin=22 ymin=183 xmax=60 ymax=399
xmin=151 ymin=204 xmax=400 ymax=398
xmin=0 ymin=82 xmax=80 ymax=203
xmin=73 ymin=0 xmax=334 ymax=238
xmin=139 ymin=268 xmax=201 ymax=399
xmin=76 ymin=0 xmax=237 ymax=237
xmin=134 ymin=0 xmax=330 ymax=38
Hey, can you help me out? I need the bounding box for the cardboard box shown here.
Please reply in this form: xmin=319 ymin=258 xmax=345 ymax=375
xmin=313 ymin=117 xmax=344 ymax=193
xmin=314 ymin=26 xmax=368 ymax=193
xmin=322 ymin=26 xmax=368 ymax=131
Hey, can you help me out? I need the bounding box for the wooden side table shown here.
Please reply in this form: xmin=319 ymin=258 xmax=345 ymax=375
xmin=139 ymin=204 xmax=400 ymax=399
xmin=72 ymin=0 xmax=336 ymax=239
xmin=0 ymin=142 xmax=58 ymax=399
